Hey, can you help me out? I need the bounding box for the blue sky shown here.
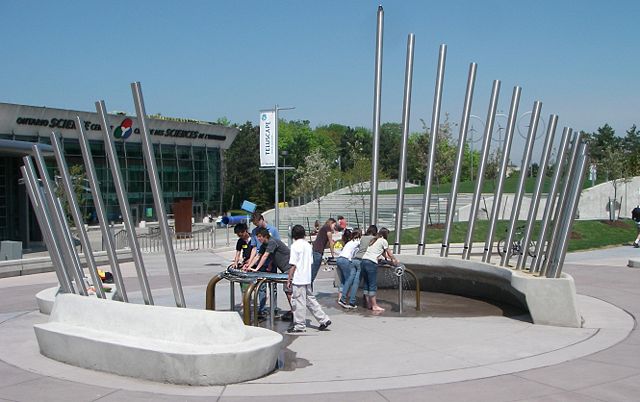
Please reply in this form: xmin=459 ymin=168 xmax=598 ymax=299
xmin=1 ymin=0 xmax=638 ymax=145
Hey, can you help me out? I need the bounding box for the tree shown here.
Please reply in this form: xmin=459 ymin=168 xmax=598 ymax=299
xmin=291 ymin=149 xmax=332 ymax=219
xmin=223 ymin=122 xmax=273 ymax=211
xmin=586 ymin=124 xmax=621 ymax=166
xmin=622 ymin=125 xmax=640 ymax=176
xmin=602 ymin=146 xmax=630 ymax=220
xmin=55 ymin=164 xmax=89 ymax=225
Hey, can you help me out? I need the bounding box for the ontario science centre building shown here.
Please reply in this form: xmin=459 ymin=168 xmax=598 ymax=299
xmin=0 ymin=102 xmax=238 ymax=248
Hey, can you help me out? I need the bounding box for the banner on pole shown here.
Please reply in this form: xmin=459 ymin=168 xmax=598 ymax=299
xmin=259 ymin=111 xmax=276 ymax=167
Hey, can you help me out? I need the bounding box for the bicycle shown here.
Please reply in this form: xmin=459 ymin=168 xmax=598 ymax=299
xmin=496 ymin=225 xmax=537 ymax=259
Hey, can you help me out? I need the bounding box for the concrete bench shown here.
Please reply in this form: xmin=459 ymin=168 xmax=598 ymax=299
xmin=34 ymin=294 xmax=283 ymax=385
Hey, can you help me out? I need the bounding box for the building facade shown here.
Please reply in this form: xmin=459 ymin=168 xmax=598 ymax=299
xmin=0 ymin=102 xmax=238 ymax=247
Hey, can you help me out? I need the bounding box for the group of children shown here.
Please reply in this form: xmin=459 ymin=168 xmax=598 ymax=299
xmin=231 ymin=212 xmax=397 ymax=333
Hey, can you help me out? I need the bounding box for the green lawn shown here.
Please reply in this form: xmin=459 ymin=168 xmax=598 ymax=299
xmin=387 ymin=219 xmax=636 ymax=252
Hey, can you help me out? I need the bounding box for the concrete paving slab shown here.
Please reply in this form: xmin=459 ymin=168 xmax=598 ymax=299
xmin=0 ymin=361 xmax=40 ymax=389
xmin=515 ymin=359 xmax=640 ymax=392
xmin=576 ymin=373 xmax=640 ymax=402
xmin=378 ymin=374 xmax=563 ymax=402
xmin=0 ymin=376 xmax=115 ymax=402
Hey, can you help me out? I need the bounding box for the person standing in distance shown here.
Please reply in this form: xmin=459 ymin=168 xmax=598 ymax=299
xmin=311 ymin=218 xmax=336 ymax=283
xmin=287 ymin=225 xmax=331 ymax=334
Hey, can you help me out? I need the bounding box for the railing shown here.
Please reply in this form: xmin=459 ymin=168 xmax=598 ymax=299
xmin=136 ymin=224 xmax=233 ymax=253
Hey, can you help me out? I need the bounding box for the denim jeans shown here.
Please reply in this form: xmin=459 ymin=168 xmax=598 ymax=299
xmin=311 ymin=251 xmax=323 ymax=283
xmin=361 ymin=259 xmax=378 ymax=296
xmin=341 ymin=258 xmax=362 ymax=304
xmin=336 ymin=256 xmax=352 ymax=290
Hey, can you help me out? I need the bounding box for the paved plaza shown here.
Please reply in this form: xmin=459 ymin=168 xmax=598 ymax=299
xmin=0 ymin=245 xmax=638 ymax=401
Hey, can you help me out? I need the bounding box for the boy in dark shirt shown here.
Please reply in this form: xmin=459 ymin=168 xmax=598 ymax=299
xmin=233 ymin=223 xmax=253 ymax=267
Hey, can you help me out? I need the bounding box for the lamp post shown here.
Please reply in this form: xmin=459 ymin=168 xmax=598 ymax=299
xmin=281 ymin=150 xmax=288 ymax=205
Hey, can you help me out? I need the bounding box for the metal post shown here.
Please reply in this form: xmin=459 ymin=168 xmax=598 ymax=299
xmin=530 ymin=127 xmax=572 ymax=273
xmin=442 ymin=62 xmax=477 ymax=257
xmin=550 ymin=141 xmax=589 ymax=278
xmin=482 ymin=86 xmax=521 ymax=263
xmin=20 ymin=163 xmax=73 ymax=293
xmin=76 ymin=116 xmax=128 ymax=302
xmin=274 ymin=104 xmax=280 ymax=229
xmin=516 ymin=114 xmax=558 ymax=269
xmin=393 ymin=33 xmax=415 ymax=254
xmin=96 ymin=100 xmax=154 ymax=305
xmin=30 ymin=149 xmax=88 ymax=296
xmin=370 ymin=4 xmax=384 ymax=226
xmin=463 ymin=80 xmax=500 ymax=259
xmin=417 ymin=44 xmax=446 ymax=255
xmin=540 ymin=131 xmax=582 ymax=276
xmin=500 ymin=101 xmax=542 ymax=266
xmin=50 ymin=132 xmax=105 ymax=298
xmin=132 ymin=82 xmax=185 ymax=307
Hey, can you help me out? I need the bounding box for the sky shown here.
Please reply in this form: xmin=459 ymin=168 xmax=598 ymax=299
xmin=1 ymin=0 xmax=638 ymax=159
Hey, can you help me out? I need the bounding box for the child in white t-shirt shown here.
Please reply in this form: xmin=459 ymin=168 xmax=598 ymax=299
xmin=287 ymin=225 xmax=331 ymax=333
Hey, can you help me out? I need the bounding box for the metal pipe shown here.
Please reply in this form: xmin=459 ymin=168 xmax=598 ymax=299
xmin=31 ymin=148 xmax=88 ymax=295
xmin=463 ymin=80 xmax=500 ymax=259
xmin=370 ymin=4 xmax=384 ymax=226
xmin=482 ymin=86 xmax=521 ymax=263
xmin=530 ymin=127 xmax=572 ymax=272
xmin=417 ymin=44 xmax=447 ymax=255
xmin=50 ymin=132 xmax=105 ymax=298
xmin=540 ymin=131 xmax=582 ymax=276
xmin=442 ymin=63 xmax=477 ymax=257
xmin=76 ymin=116 xmax=128 ymax=302
xmin=393 ymin=33 xmax=415 ymax=254
xmin=500 ymin=101 xmax=542 ymax=266
xmin=550 ymin=142 xmax=589 ymax=278
xmin=96 ymin=100 xmax=154 ymax=305
xmin=544 ymin=133 xmax=584 ymax=276
xmin=20 ymin=163 xmax=73 ymax=293
xmin=516 ymin=114 xmax=558 ymax=270
xmin=131 ymin=82 xmax=185 ymax=307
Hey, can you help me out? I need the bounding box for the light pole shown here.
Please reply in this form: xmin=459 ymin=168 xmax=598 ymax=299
xmin=281 ymin=150 xmax=288 ymax=205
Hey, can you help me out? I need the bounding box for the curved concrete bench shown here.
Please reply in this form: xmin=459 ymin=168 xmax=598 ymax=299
xmin=34 ymin=294 xmax=283 ymax=385
xmin=383 ymin=255 xmax=582 ymax=328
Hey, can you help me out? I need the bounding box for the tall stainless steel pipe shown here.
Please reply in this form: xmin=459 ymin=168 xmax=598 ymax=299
xmin=500 ymin=101 xmax=542 ymax=266
xmin=441 ymin=63 xmax=477 ymax=257
xmin=543 ymin=133 xmax=583 ymax=277
xmin=369 ymin=5 xmax=384 ymax=226
xmin=530 ymin=127 xmax=572 ymax=273
xmin=132 ymin=82 xmax=186 ymax=308
xmin=20 ymin=162 xmax=73 ymax=293
xmin=462 ymin=80 xmax=500 ymax=259
xmin=76 ymin=116 xmax=128 ymax=302
xmin=540 ymin=131 xmax=582 ymax=277
xmin=31 ymin=147 xmax=88 ymax=296
xmin=50 ymin=132 xmax=105 ymax=298
xmin=96 ymin=101 xmax=154 ymax=305
xmin=550 ymin=141 xmax=589 ymax=278
xmin=417 ymin=44 xmax=447 ymax=255
xmin=393 ymin=33 xmax=415 ymax=254
xmin=482 ymin=86 xmax=521 ymax=263
xmin=516 ymin=114 xmax=558 ymax=270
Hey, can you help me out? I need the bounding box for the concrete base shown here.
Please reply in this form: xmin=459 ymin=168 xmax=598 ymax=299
xmin=395 ymin=255 xmax=582 ymax=328
xmin=34 ymin=294 xmax=283 ymax=385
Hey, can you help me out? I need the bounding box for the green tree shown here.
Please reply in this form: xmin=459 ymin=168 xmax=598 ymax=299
xmin=586 ymin=124 xmax=621 ymax=166
xmin=223 ymin=122 xmax=273 ymax=211
xmin=379 ymin=122 xmax=402 ymax=179
xmin=55 ymin=164 xmax=88 ymax=225
xmin=622 ymin=125 xmax=640 ymax=175
xmin=292 ymin=149 xmax=332 ymax=219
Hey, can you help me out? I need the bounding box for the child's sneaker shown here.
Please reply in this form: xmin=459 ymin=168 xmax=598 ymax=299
xmin=287 ymin=327 xmax=306 ymax=334
xmin=634 ymin=241 xmax=639 ymax=248
xmin=337 ymin=299 xmax=349 ymax=309
xmin=318 ymin=320 xmax=332 ymax=331
xmin=348 ymin=303 xmax=358 ymax=309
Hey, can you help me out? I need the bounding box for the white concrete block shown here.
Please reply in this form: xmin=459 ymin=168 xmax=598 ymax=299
xmin=34 ymin=294 xmax=282 ymax=385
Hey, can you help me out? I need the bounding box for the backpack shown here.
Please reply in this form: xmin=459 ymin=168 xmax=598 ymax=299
xmin=632 ymin=206 xmax=640 ymax=222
